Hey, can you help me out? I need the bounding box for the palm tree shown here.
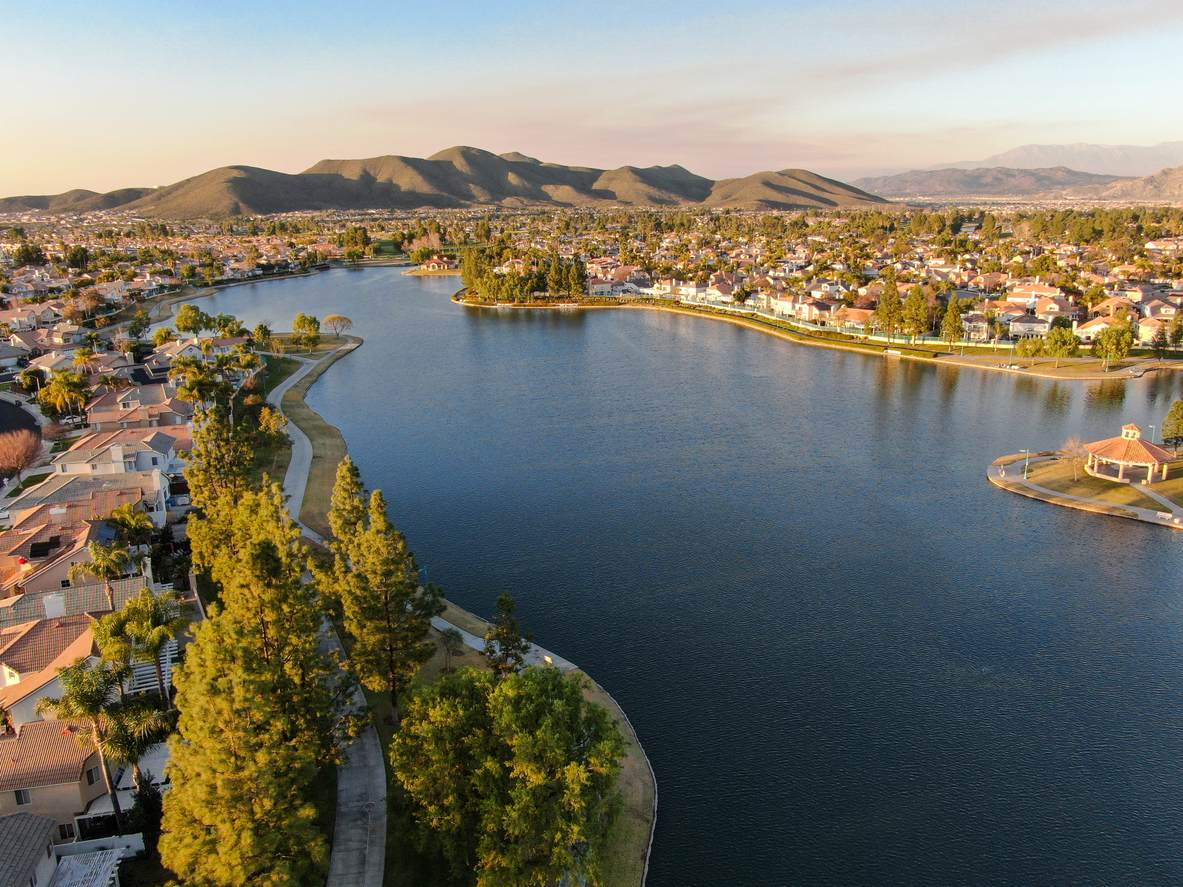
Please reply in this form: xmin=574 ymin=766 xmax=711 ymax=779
xmin=39 ymin=369 xmax=89 ymax=422
xmin=69 ymin=541 xmax=134 ymax=611
xmin=109 ymin=504 xmax=154 ymax=548
xmin=36 ymin=658 xmax=129 ymax=835
xmin=122 ymin=587 xmax=189 ymax=706
xmin=103 ymin=695 xmax=177 ymax=792
xmin=73 ymin=347 xmax=101 ymax=376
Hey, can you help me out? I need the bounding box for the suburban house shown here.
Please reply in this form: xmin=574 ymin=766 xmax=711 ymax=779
xmin=4 ymin=472 xmax=171 ymax=529
xmin=51 ymin=431 xmax=180 ymax=478
xmin=85 ymin=385 xmax=193 ymax=431
xmin=1009 ymin=315 xmax=1051 ymax=338
xmin=419 ymin=255 xmax=457 ymax=271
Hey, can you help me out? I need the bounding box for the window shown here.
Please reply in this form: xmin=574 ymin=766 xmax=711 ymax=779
xmin=15 ymin=788 xmax=31 ymax=805
xmin=58 ymin=823 xmax=75 ymax=840
xmin=151 ymin=457 xmax=159 ymax=466
xmin=61 ymin=580 xmax=70 ymax=589
xmin=85 ymin=765 xmax=101 ymax=786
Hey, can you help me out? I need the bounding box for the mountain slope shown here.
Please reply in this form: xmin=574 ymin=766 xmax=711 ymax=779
xmin=934 ymin=141 xmax=1183 ymax=178
xmin=1090 ymin=165 xmax=1183 ymax=200
xmin=854 ymin=166 xmax=1130 ymax=199
xmin=4 ymin=147 xmax=889 ymax=218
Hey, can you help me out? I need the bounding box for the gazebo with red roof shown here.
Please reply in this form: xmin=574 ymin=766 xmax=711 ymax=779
xmin=1084 ymin=424 xmax=1174 ymax=484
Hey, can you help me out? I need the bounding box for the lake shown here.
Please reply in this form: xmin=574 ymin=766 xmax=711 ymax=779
xmin=190 ymin=268 xmax=1183 ymax=886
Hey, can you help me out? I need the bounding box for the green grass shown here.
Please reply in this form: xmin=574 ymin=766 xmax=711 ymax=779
xmin=11 ymin=471 xmax=51 ymax=492
xmin=1024 ymin=459 xmax=1165 ymax=511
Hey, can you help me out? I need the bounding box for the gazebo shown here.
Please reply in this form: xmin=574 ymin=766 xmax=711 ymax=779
xmin=1084 ymin=424 xmax=1173 ymax=484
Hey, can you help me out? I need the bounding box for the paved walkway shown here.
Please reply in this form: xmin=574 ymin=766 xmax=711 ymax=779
xmin=267 ymin=353 xmax=327 ymax=544
xmin=320 ymin=624 xmax=386 ymax=887
xmin=988 ymin=460 xmax=1183 ymax=528
xmin=430 ymin=616 xmax=578 ymax=671
xmin=270 ymin=348 xmax=385 ymax=887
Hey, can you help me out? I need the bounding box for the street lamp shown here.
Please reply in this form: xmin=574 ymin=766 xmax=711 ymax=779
xmin=1020 ymin=448 xmax=1031 ymax=479
xmin=1150 ymin=425 xmax=1156 ymax=442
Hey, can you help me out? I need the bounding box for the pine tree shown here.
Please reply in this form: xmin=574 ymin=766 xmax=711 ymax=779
xmin=484 ymin=593 xmax=533 ymax=679
xmin=942 ymin=295 xmax=963 ymax=349
xmin=903 ymin=285 xmax=929 ymax=341
xmin=874 ymin=275 xmax=903 ymax=341
xmin=328 ymin=455 xmax=367 ymax=557
xmin=339 ymin=490 xmax=444 ymax=720
xmin=184 ymin=405 xmax=254 ymax=508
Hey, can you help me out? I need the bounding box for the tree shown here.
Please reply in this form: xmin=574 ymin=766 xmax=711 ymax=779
xmin=323 ymin=314 xmax=353 ymax=337
xmin=941 ymin=295 xmax=963 ymax=350
xmin=1061 ymin=436 xmax=1088 ymax=481
xmin=73 ymin=346 xmax=101 ymax=375
xmin=109 ymin=503 xmax=154 ymax=547
xmin=39 ymin=369 xmax=89 ymax=421
xmin=174 ymin=304 xmax=211 ymax=337
xmin=183 ymin=405 xmax=254 ymax=507
xmin=0 ymin=428 xmax=42 ymax=485
xmin=17 ymin=367 xmax=45 ymax=394
xmin=873 ymin=275 xmax=902 ymax=341
xmin=119 ymin=586 xmax=189 ymax=705
xmin=163 ymin=498 xmax=363 ymax=887
xmin=1169 ymin=315 xmax=1183 ymax=353
xmin=903 ymin=285 xmax=928 ymax=341
xmin=103 ymin=695 xmax=176 ymax=792
xmin=152 ymin=327 xmax=176 ymax=347
xmin=1045 ymin=327 xmax=1081 ymax=367
xmin=12 ymin=243 xmax=47 ymax=267
xmin=441 ymin=627 xmax=465 ymax=672
xmin=293 ymin=312 xmax=321 ymax=349
xmin=1091 ymin=319 xmax=1135 ymax=371
xmin=256 ymin=406 xmax=290 ymax=471
xmin=1162 ymin=400 xmax=1183 ymax=456
xmin=36 ymin=659 xmax=130 ymax=834
xmin=1150 ymin=325 xmax=1170 ymax=359
xmin=326 ymin=489 xmax=444 ymax=720
xmin=327 ymin=455 xmax=367 ymax=551
xmin=484 ymin=593 xmax=533 ymax=679
xmin=69 ymin=541 xmax=134 ymax=611
xmin=391 ymin=666 xmax=625 ymax=887
xmin=127 ymin=310 xmax=151 ymax=341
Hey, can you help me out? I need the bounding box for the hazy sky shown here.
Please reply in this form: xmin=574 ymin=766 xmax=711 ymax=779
xmin=3 ymin=0 xmax=1182 ymax=194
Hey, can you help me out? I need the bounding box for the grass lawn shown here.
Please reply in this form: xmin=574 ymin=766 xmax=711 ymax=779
xmin=9 ymin=471 xmax=50 ymax=493
xmin=279 ymin=345 xmax=357 ymax=538
xmin=1136 ymin=468 xmax=1183 ymax=509
xmin=1023 ymin=459 xmax=1166 ymax=511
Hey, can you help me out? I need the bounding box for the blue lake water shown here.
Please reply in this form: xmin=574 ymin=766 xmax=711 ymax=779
xmin=191 ymin=268 xmax=1183 ymax=886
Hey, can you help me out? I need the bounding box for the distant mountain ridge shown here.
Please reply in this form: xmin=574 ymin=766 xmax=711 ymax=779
xmin=1 ymin=147 xmax=888 ymax=219
xmin=853 ymin=166 xmax=1131 ymax=199
xmin=933 ymin=141 xmax=1183 ymax=178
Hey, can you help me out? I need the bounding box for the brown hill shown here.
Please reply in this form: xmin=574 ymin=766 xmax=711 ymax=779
xmin=1088 ymin=165 xmax=1183 ymax=201
xmin=854 ymin=166 xmax=1130 ymax=199
xmin=6 ymin=147 xmax=890 ymax=218
xmin=0 ymin=187 xmax=149 ymax=213
xmin=708 ymin=169 xmax=884 ymax=210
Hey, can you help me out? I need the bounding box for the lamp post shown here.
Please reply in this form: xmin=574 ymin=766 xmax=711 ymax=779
xmin=1020 ymin=448 xmax=1031 ymax=479
xmin=1150 ymin=425 xmax=1156 ymax=442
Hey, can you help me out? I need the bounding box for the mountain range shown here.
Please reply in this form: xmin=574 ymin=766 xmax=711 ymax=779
xmin=0 ymin=147 xmax=889 ymax=219
xmin=853 ymin=163 xmax=1183 ymax=201
xmin=932 ymin=141 xmax=1183 ymax=178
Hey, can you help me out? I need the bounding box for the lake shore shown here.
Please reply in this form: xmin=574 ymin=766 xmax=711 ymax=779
xmin=987 ymin=453 xmax=1183 ymax=530
xmin=456 ymin=294 xmax=1182 ymax=381
xmin=262 ymin=321 xmax=659 ymax=887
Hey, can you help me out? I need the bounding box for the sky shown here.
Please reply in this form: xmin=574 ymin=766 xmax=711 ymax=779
xmin=2 ymin=0 xmax=1183 ymax=195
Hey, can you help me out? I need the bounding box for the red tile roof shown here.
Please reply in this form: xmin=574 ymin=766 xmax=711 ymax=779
xmin=0 ymin=718 xmax=97 ymax=791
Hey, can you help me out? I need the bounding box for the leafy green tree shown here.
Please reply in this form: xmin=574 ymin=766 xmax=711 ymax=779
xmin=127 ymin=774 xmax=165 ymax=857
xmin=484 ymin=593 xmax=533 ymax=679
xmin=174 ymin=304 xmax=212 ymax=337
xmin=152 ymin=327 xmax=176 ymax=347
xmin=12 ymin=243 xmax=47 ymax=267
xmin=441 ymin=627 xmax=466 ymax=671
xmin=118 ymin=586 xmax=189 ymax=705
xmin=1162 ymin=400 xmax=1183 ymax=455
xmin=902 ymin=285 xmax=928 ymax=341
xmin=1150 ymin=325 xmax=1170 ymax=359
xmin=873 ymin=275 xmax=902 ymax=341
xmin=39 ymin=369 xmax=89 ymax=421
xmin=109 ymin=503 xmax=154 ymax=547
xmin=1045 ymin=327 xmax=1081 ymax=367
xmin=391 ymin=666 xmax=625 ymax=887
xmin=17 ymin=367 xmax=45 ymax=394
xmin=1169 ymin=315 xmax=1183 ymax=353
xmin=941 ymin=295 xmax=963 ymax=350
xmin=36 ymin=659 xmax=130 ymax=834
xmin=126 ymin=310 xmax=151 ymax=340
xmin=1091 ymin=318 xmax=1135 ymax=371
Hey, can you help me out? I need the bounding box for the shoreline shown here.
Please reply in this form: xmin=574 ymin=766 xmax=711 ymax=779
xmin=247 ymin=309 xmax=658 ymax=886
xmin=987 ymin=455 xmax=1183 ymax=530
xmin=456 ymin=295 xmax=1180 ymax=381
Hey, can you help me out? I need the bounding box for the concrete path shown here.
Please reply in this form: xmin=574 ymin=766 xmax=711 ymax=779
xmin=987 ymin=461 xmax=1183 ymax=528
xmin=320 ymin=624 xmax=386 ymax=887
xmin=430 ymin=615 xmax=578 ymax=671
xmin=1134 ymin=482 xmax=1183 ymax=515
xmin=273 ymin=350 xmax=386 ymax=887
xmin=267 ymin=353 xmax=326 ymax=544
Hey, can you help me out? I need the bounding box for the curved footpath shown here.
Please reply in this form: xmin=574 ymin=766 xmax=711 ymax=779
xmin=987 ymin=455 xmax=1183 ymax=530
xmin=267 ymin=339 xmax=658 ymax=887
